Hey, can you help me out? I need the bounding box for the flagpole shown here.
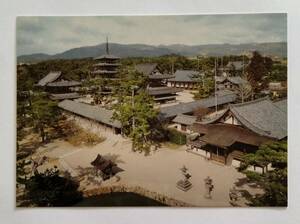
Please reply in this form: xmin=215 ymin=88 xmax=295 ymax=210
xmin=215 ymin=58 xmax=218 ymax=112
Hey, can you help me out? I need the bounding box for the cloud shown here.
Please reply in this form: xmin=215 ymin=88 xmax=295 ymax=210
xmin=16 ymin=14 xmax=287 ymax=56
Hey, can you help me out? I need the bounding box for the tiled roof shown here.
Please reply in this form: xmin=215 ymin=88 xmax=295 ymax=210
xmin=159 ymin=94 xmax=237 ymax=119
xmin=58 ymin=100 xmax=121 ymax=128
xmin=148 ymin=73 xmax=175 ymax=80
xmin=197 ymin=123 xmax=271 ymax=148
xmin=94 ymin=54 xmax=120 ymax=60
xmin=229 ymin=98 xmax=287 ymax=139
xmin=173 ymin=114 xmax=197 ymax=125
xmin=227 ymin=76 xmax=248 ymax=85
xmin=135 ymin=63 xmax=158 ymax=76
xmin=146 ymin=87 xmax=181 ymax=96
xmin=169 ymin=70 xmax=204 ymax=82
xmin=216 ymin=76 xmax=248 ymax=85
xmin=273 ymin=99 xmax=287 ymax=114
xmin=226 ymin=61 xmax=246 ymax=70
xmin=37 ymin=71 xmax=62 ymax=86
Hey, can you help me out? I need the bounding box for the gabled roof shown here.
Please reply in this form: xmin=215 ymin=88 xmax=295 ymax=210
xmin=226 ymin=61 xmax=246 ymax=70
xmin=196 ymin=123 xmax=271 ymax=148
xmin=216 ymin=76 xmax=248 ymax=85
xmin=135 ymin=63 xmax=158 ymax=76
xmin=229 ymin=98 xmax=287 ymax=139
xmin=146 ymin=87 xmax=181 ymax=96
xmin=58 ymin=100 xmax=121 ymax=128
xmin=37 ymin=71 xmax=62 ymax=86
xmin=197 ymin=109 xmax=229 ymax=125
xmin=169 ymin=70 xmax=204 ymax=82
xmin=148 ymin=72 xmax=174 ymax=80
xmin=173 ymin=114 xmax=197 ymax=125
xmin=159 ymin=94 xmax=237 ymax=119
xmin=227 ymin=76 xmax=248 ymax=85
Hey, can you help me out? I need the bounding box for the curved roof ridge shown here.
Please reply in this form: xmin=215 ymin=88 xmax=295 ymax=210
xmin=229 ymin=97 xmax=270 ymax=108
xmin=229 ymin=97 xmax=286 ymax=139
xmin=230 ymin=106 xmax=273 ymax=137
xmin=198 ymin=108 xmax=229 ymax=125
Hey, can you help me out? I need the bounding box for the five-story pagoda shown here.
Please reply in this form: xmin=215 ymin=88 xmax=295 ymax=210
xmin=90 ymin=38 xmax=121 ymax=97
xmin=92 ymin=37 xmax=120 ymax=79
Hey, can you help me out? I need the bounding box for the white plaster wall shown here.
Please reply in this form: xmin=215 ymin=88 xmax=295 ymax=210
xmin=64 ymin=113 xmax=115 ymax=138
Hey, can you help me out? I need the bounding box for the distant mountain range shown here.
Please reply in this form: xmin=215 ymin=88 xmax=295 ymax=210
xmin=17 ymin=42 xmax=287 ymax=63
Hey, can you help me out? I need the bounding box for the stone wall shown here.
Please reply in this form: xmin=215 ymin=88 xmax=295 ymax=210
xmin=83 ymin=185 xmax=194 ymax=207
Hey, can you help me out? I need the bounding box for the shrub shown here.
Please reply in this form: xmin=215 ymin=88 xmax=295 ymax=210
xmin=167 ymin=128 xmax=186 ymax=145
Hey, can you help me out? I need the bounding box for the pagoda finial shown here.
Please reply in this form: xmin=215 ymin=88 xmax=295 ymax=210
xmin=106 ymin=36 xmax=109 ymax=55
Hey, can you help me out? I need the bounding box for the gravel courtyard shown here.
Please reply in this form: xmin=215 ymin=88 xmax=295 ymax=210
xmin=35 ymin=135 xmax=261 ymax=207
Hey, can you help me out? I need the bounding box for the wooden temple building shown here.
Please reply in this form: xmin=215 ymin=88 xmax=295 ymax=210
xmin=159 ymin=91 xmax=237 ymax=121
xmin=215 ymin=75 xmax=248 ymax=92
xmin=167 ymin=69 xmax=204 ymax=90
xmin=187 ymin=97 xmax=287 ymax=171
xmin=36 ymin=71 xmax=81 ymax=100
xmin=218 ymin=61 xmax=248 ymax=76
xmin=135 ymin=63 xmax=181 ymax=104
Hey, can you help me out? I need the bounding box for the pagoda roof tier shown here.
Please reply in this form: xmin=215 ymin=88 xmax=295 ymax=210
xmin=92 ymin=70 xmax=118 ymax=74
xmin=93 ymin=63 xmax=121 ymax=67
xmin=94 ymin=54 xmax=120 ymax=60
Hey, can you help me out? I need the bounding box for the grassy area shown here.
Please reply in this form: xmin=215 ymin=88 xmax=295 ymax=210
xmin=67 ymin=130 xmax=106 ymax=146
xmin=60 ymin=119 xmax=106 ymax=147
xmin=162 ymin=141 xmax=183 ymax=150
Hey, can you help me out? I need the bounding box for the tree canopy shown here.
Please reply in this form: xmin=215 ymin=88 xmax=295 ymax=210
xmin=240 ymin=141 xmax=287 ymax=206
xmin=24 ymin=167 xmax=82 ymax=206
xmin=246 ymin=51 xmax=273 ymax=93
xmin=30 ymin=93 xmax=60 ymax=142
xmin=193 ymin=76 xmax=214 ymax=99
xmin=112 ymin=69 xmax=158 ymax=155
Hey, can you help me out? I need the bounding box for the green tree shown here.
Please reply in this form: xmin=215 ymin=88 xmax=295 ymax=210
xmin=113 ymin=91 xmax=158 ymax=155
xmin=193 ymin=76 xmax=214 ymax=99
xmin=239 ymin=141 xmax=287 ymax=206
xmin=30 ymin=94 xmax=60 ymax=142
xmin=268 ymin=62 xmax=287 ymax=82
xmin=246 ymin=51 xmax=273 ymax=93
xmin=112 ymin=69 xmax=158 ymax=154
xmin=24 ymin=167 xmax=82 ymax=207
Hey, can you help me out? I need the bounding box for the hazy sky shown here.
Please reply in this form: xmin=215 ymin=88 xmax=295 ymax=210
xmin=17 ymin=14 xmax=287 ymax=56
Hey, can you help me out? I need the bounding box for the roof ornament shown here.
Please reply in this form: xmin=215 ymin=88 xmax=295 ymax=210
xmin=106 ymin=36 xmax=109 ymax=55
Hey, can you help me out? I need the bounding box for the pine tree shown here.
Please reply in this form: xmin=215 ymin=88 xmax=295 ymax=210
xmin=239 ymin=141 xmax=287 ymax=206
